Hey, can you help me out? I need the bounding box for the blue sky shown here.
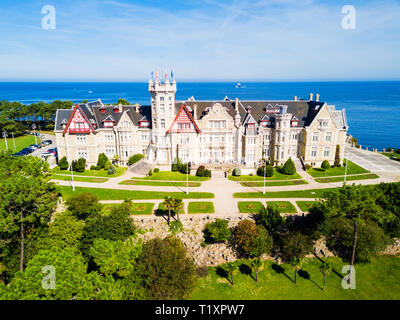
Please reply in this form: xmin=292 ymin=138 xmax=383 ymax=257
xmin=0 ymin=0 xmax=399 ymax=81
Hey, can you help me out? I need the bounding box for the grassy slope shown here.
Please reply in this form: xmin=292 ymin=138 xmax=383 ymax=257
xmin=132 ymin=171 xmax=210 ymax=181
xmin=57 ymin=186 xmax=214 ymax=200
xmin=229 ymin=172 xmax=302 ymax=181
xmin=190 ymin=255 xmax=400 ymax=300
xmin=53 ymin=166 xmax=127 ymax=178
xmin=120 ymin=180 xmax=201 ymax=187
xmin=307 ymin=160 xmax=369 ymax=177
xmin=0 ymin=135 xmax=36 ymax=152
xmin=315 ymin=174 xmax=379 ymax=183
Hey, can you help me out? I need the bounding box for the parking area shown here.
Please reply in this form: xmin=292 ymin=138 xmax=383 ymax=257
xmin=344 ymin=146 xmax=400 ymax=173
xmin=28 ymin=134 xmax=57 ymax=159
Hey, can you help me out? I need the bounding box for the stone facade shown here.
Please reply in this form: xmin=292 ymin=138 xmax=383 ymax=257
xmin=55 ymin=78 xmax=348 ymax=168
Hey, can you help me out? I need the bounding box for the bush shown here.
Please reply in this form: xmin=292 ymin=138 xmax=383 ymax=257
xmin=196 ymin=266 xmax=209 ymax=278
xmin=280 ymin=232 xmax=313 ymax=262
xmin=153 ymin=168 xmax=160 ymax=173
xmin=257 ymin=165 xmax=274 ymax=177
xmin=321 ymin=160 xmax=331 ymax=170
xmin=128 ymin=154 xmax=145 ymax=166
xmin=232 ymin=168 xmax=241 ymax=176
xmin=196 ymin=165 xmax=205 ymax=177
xmin=305 ymin=164 xmax=312 ymax=171
xmin=65 ymin=192 xmax=103 ymax=220
xmin=256 ymin=204 xmax=285 ymax=233
xmin=281 ymin=158 xmax=296 ymax=175
xmin=97 ymin=153 xmax=108 ymax=168
xmin=171 ymin=163 xmax=179 ymax=172
xmin=148 ymin=169 xmax=153 ymax=176
xmin=204 ymin=219 xmax=230 ymax=244
xmin=334 ymin=145 xmax=341 ymax=167
xmin=204 ymin=169 xmax=211 ymax=177
xmin=72 ymin=158 xmax=86 ymax=172
xmin=107 ymin=165 xmax=116 ymax=176
xmin=168 ymin=220 xmax=184 ymax=235
xmin=395 ymin=149 xmax=400 ymax=154
xmin=104 ymin=159 xmax=111 ymax=170
xmin=90 ymin=165 xmax=96 ymax=170
xmin=95 ymin=165 xmax=101 ymax=170
xmin=59 ymin=156 xmax=69 ymax=170
xmin=180 ymin=163 xmax=189 ymax=174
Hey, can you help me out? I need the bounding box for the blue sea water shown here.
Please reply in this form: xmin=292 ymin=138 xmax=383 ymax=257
xmin=0 ymin=81 xmax=399 ymax=150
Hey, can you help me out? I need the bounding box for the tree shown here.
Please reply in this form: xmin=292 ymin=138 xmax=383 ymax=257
xmin=72 ymin=158 xmax=86 ymax=172
xmin=0 ymin=152 xmax=58 ymax=272
xmin=168 ymin=220 xmax=184 ymax=235
xmin=234 ymin=219 xmax=258 ymax=256
xmin=321 ymin=160 xmax=331 ymax=170
xmin=320 ymin=262 xmax=331 ymax=291
xmin=250 ymin=257 xmax=263 ymax=282
xmin=281 ymin=157 xmax=296 ymax=175
xmin=162 ymin=196 xmax=175 ymax=226
xmin=249 ymin=226 xmax=273 ymax=258
xmin=204 ymin=219 xmax=231 ymax=244
xmin=107 ymin=165 xmax=116 ymax=176
xmin=280 ymin=232 xmax=313 ymax=262
xmin=58 ymin=156 xmax=69 ymax=170
xmin=128 ymin=154 xmax=145 ymax=166
xmin=65 ymin=192 xmax=102 ymax=220
xmin=224 ymin=262 xmax=238 ymax=286
xmin=232 ymin=168 xmax=241 ymax=176
xmin=97 ymin=153 xmax=108 ymax=168
xmin=117 ymin=98 xmax=131 ymax=105
xmin=256 ymin=165 xmax=274 ymax=177
xmin=196 ymin=165 xmax=205 ymax=177
xmin=257 ymin=204 xmax=285 ymax=233
xmin=173 ymin=198 xmax=184 ymax=221
xmin=134 ymin=236 xmax=197 ymax=299
xmin=290 ymin=256 xmax=302 ymax=284
xmin=334 ymin=145 xmax=341 ymax=167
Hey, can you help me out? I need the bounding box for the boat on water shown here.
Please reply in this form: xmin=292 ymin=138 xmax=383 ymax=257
xmin=235 ymin=83 xmax=241 ymax=88
xmin=88 ymin=90 xmax=93 ymax=93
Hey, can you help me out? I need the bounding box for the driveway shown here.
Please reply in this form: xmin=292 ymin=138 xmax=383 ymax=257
xmin=344 ymin=146 xmax=400 ymax=173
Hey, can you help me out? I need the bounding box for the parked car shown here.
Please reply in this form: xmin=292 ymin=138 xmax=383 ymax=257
xmin=42 ymin=140 xmax=52 ymax=145
xmin=12 ymin=152 xmax=22 ymax=157
xmin=41 ymin=152 xmax=53 ymax=158
xmin=20 ymin=148 xmax=31 ymax=155
xmin=30 ymin=144 xmax=41 ymax=149
xmin=47 ymin=148 xmax=57 ymax=154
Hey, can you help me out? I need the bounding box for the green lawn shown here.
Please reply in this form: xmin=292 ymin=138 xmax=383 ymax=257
xmin=103 ymin=202 xmax=155 ymax=215
xmin=238 ymin=201 xmax=264 ymax=213
xmin=120 ymin=180 xmax=201 ymax=187
xmin=266 ymin=201 xmax=297 ymax=214
xmin=315 ymin=174 xmax=379 ymax=183
xmin=156 ymin=202 xmax=185 ymax=215
xmin=188 ymin=202 xmax=215 ymax=214
xmin=132 ymin=171 xmax=210 ymax=181
xmin=296 ymin=201 xmax=318 ymax=212
xmin=53 ymin=166 xmax=127 ymax=178
xmin=0 ymin=135 xmax=37 ymax=152
xmin=57 ymin=186 xmax=214 ymax=200
xmin=307 ymin=160 xmax=369 ymax=177
xmin=52 ymin=174 xmax=108 ymax=183
xmin=240 ymin=180 xmax=307 ymax=187
xmin=229 ymin=171 xmax=302 ymax=181
xmin=234 ymin=188 xmax=336 ymax=199
xmin=190 ymin=255 xmax=400 ymax=300
xmin=381 ymin=152 xmax=400 ymax=162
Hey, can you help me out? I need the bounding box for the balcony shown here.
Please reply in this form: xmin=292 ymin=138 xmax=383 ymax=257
xmin=68 ymin=128 xmax=91 ymax=133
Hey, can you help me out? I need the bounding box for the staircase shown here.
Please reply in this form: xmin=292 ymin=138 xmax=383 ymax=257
xmin=128 ymin=158 xmax=153 ymax=177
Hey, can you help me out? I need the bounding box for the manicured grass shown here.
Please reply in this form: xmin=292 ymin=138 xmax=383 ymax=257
xmin=240 ymin=180 xmax=307 ymax=187
xmin=188 ymin=202 xmax=215 ymax=214
xmin=52 ymin=174 xmax=108 ymax=183
xmin=57 ymin=186 xmax=214 ymax=200
xmin=229 ymin=171 xmax=302 ymax=181
xmin=296 ymin=201 xmax=318 ymax=212
xmin=266 ymin=201 xmax=297 ymax=214
xmin=307 ymin=160 xmax=369 ymax=177
xmin=156 ymin=202 xmax=185 ymax=215
xmin=381 ymin=152 xmax=400 ymax=162
xmin=315 ymin=174 xmax=379 ymax=184
xmin=120 ymin=180 xmax=201 ymax=187
xmin=0 ymin=135 xmax=37 ymax=152
xmin=132 ymin=171 xmax=210 ymax=181
xmin=103 ymin=202 xmax=155 ymax=215
xmin=234 ymin=188 xmax=336 ymax=199
xmin=53 ymin=166 xmax=127 ymax=178
xmin=190 ymin=255 xmax=400 ymax=300
xmin=238 ymin=201 xmax=264 ymax=213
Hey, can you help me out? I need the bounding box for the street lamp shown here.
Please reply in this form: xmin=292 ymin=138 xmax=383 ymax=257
xmin=263 ymin=159 xmax=266 ymax=195
xmin=2 ymin=131 xmax=8 ymax=150
xmin=343 ymin=159 xmax=348 ymax=186
xmin=11 ymin=132 xmax=16 ymax=151
xmin=64 ymin=134 xmax=75 ymax=191
xmin=32 ymin=124 xmax=37 ymax=145
xmin=186 ymin=162 xmax=189 ymax=195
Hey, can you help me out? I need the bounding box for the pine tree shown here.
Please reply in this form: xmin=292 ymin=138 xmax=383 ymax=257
xmin=281 ymin=157 xmax=296 ymax=175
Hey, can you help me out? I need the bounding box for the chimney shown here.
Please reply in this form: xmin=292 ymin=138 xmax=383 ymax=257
xmin=294 ymin=96 xmax=298 ymax=101
xmin=193 ymin=104 xmax=198 ymax=119
xmin=118 ymin=104 xmax=123 ymax=113
xmin=235 ymin=98 xmax=239 ymax=113
xmin=309 ymin=93 xmax=314 ymax=101
xmin=135 ymin=103 xmax=140 ymax=113
xmin=315 ymin=93 xmax=320 ymax=102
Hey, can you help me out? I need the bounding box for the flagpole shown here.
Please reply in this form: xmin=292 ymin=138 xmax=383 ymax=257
xmin=343 ymin=159 xmax=348 ymax=186
xmin=263 ymin=159 xmax=266 ymax=194
xmin=186 ymin=162 xmax=189 ymax=195
xmin=65 ymin=134 xmax=75 ymax=191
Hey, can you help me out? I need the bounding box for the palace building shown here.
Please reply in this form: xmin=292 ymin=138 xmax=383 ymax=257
xmin=54 ymin=77 xmax=348 ymax=169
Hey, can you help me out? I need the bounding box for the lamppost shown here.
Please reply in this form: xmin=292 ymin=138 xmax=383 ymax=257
xmin=263 ymin=159 xmax=267 ymax=195
xmin=11 ymin=132 xmax=16 ymax=151
xmin=64 ymin=134 xmax=75 ymax=191
xmin=2 ymin=131 xmax=8 ymax=150
xmin=343 ymin=159 xmax=348 ymax=186
xmin=186 ymin=162 xmax=189 ymax=195
xmin=32 ymin=124 xmax=37 ymax=145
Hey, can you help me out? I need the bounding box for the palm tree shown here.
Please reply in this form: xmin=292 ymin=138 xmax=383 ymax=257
xmin=250 ymin=257 xmax=263 ymax=282
xmin=173 ymin=198 xmax=184 ymax=221
xmin=290 ymin=256 xmax=301 ymax=284
xmin=320 ymin=262 xmax=331 ymax=291
xmin=225 ymin=262 xmax=238 ymax=286
xmin=162 ymin=196 xmax=174 ymax=225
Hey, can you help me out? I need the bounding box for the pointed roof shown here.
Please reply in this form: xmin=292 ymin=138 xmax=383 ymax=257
xmin=63 ymin=104 xmax=96 ymax=134
xmin=167 ymin=103 xmax=201 ymax=133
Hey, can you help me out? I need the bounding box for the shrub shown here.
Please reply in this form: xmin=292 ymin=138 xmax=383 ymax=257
xmin=107 ymin=165 xmax=116 ymax=176
xmin=280 ymin=232 xmax=313 ymax=262
xmin=395 ymin=149 xmax=400 ymax=154
xmin=281 ymin=158 xmax=296 ymax=175
xmin=257 ymin=165 xmax=274 ymax=177
xmin=204 ymin=219 xmax=230 ymax=244
xmin=97 ymin=153 xmax=108 ymax=168
xmin=95 ymin=165 xmax=101 ymax=170
xmin=321 ymin=160 xmax=331 ymax=170
xmin=180 ymin=163 xmax=189 ymax=174
xmin=104 ymin=159 xmax=111 ymax=170
xmin=148 ymin=169 xmax=153 ymax=176
xmin=196 ymin=266 xmax=209 ymax=278
xmin=171 ymin=163 xmax=179 ymax=172
xmin=196 ymin=165 xmax=205 ymax=177
xmin=153 ymin=168 xmax=160 ymax=173
xmin=305 ymin=164 xmax=312 ymax=170
xmin=233 ymin=168 xmax=241 ymax=176
xmin=204 ymin=169 xmax=211 ymax=177
xmin=72 ymin=158 xmax=86 ymax=172
xmin=59 ymin=156 xmax=69 ymax=170
xmin=334 ymin=145 xmax=341 ymax=167
xmin=90 ymin=165 xmax=96 ymax=170
xmin=128 ymin=154 xmax=145 ymax=166
xmin=168 ymin=220 xmax=184 ymax=235
xmin=249 ymin=173 xmax=253 ymax=176
xmin=65 ymin=192 xmax=103 ymax=220
xmin=256 ymin=204 xmax=285 ymax=233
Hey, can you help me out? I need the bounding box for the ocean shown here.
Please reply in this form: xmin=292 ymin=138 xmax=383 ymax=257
xmin=0 ymin=81 xmax=399 ymax=150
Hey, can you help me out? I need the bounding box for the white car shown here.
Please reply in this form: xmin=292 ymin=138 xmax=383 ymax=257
xmin=41 ymin=152 xmax=53 ymax=158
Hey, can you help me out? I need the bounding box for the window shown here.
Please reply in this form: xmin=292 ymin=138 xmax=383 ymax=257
xmin=141 ymin=133 xmax=149 ymax=142
xmin=324 ymin=147 xmax=330 ymax=157
xmin=282 ymin=133 xmax=285 ymax=142
xmin=122 ymin=121 xmax=129 ymax=127
xmin=105 ymin=147 xmax=115 ymax=157
xmin=180 ymin=134 xmax=189 ymax=145
xmin=76 ymin=134 xmax=86 ymax=144
xmin=318 ymin=119 xmax=329 ymax=128
xmin=160 ymin=106 xmax=165 ymax=113
xmin=105 ymin=133 xmax=113 ymax=142
xmin=247 ymin=137 xmax=256 ymax=145
xmin=161 ymin=119 xmax=165 ymax=128
xmin=104 ymin=121 xmax=113 ymax=127
xmin=160 ymin=97 xmax=164 ymax=101
xmin=140 ymin=121 xmax=149 ymax=128
xmin=78 ymin=148 xmax=87 ymax=159
xmin=169 ymin=96 xmax=172 ymax=101
xmin=210 ymin=120 xmax=226 ymax=129
xmin=312 ymin=132 xmax=319 ymax=142
xmin=311 ymin=147 xmax=317 ymax=157
xmin=326 ymin=132 xmax=332 ymax=142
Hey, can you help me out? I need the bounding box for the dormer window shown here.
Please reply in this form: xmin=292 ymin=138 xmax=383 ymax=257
xmin=61 ymin=118 xmax=67 ymax=129
xmin=104 ymin=121 xmax=114 ymax=127
xmin=247 ymin=123 xmax=255 ymax=129
xmin=140 ymin=121 xmax=149 ymax=128
xmin=113 ymin=106 xmax=119 ymax=113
